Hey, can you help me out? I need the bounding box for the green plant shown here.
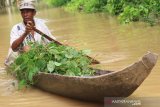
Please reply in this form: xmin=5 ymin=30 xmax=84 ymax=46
xmin=44 ymin=0 xmax=71 ymax=7
xmin=65 ymin=0 xmax=86 ymax=11
xmin=66 ymin=0 xmax=107 ymax=12
xmin=8 ymin=42 xmax=95 ymax=89
xmin=118 ymin=5 xmax=149 ymax=24
xmin=104 ymin=0 xmax=123 ymax=15
xmin=105 ymin=0 xmax=160 ymax=25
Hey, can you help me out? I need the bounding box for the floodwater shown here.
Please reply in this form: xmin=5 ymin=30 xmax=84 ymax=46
xmin=0 ymin=5 xmax=160 ymax=107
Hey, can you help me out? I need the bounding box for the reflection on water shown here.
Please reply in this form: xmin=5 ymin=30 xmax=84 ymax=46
xmin=0 ymin=5 xmax=160 ymax=107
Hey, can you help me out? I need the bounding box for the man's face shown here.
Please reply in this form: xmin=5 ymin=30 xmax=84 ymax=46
xmin=20 ymin=9 xmax=36 ymax=23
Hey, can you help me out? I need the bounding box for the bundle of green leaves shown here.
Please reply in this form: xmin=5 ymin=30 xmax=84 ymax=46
xmin=8 ymin=42 xmax=95 ymax=88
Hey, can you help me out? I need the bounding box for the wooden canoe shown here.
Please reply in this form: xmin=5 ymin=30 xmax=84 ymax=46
xmin=34 ymin=52 xmax=158 ymax=102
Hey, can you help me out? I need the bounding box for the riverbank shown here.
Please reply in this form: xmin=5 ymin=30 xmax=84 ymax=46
xmin=43 ymin=0 xmax=160 ymax=26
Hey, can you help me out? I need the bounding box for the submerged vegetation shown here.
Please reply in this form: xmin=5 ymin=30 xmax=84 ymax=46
xmin=8 ymin=42 xmax=95 ymax=89
xmin=44 ymin=0 xmax=160 ymax=25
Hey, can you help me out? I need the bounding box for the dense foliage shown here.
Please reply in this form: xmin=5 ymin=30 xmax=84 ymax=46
xmin=8 ymin=42 xmax=95 ymax=89
xmin=44 ymin=0 xmax=71 ymax=7
xmin=44 ymin=0 xmax=160 ymax=25
xmin=105 ymin=0 xmax=160 ymax=25
xmin=66 ymin=0 xmax=107 ymax=12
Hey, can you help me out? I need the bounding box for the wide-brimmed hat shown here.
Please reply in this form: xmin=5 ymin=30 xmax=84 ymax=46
xmin=19 ymin=1 xmax=36 ymax=10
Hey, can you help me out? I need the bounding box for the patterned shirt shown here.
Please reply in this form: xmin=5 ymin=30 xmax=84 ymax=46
xmin=5 ymin=18 xmax=56 ymax=66
xmin=10 ymin=18 xmax=56 ymax=50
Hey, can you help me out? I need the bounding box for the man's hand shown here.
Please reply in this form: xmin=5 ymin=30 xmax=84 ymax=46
xmin=22 ymin=45 xmax=31 ymax=52
xmin=25 ymin=21 xmax=35 ymax=34
xmin=11 ymin=21 xmax=35 ymax=52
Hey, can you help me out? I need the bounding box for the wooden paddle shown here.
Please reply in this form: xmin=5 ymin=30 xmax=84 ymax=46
xmin=34 ymin=28 xmax=100 ymax=64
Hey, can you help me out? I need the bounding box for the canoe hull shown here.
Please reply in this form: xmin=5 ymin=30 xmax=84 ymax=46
xmin=34 ymin=52 xmax=158 ymax=102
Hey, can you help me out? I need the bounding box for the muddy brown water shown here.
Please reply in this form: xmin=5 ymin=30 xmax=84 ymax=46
xmin=0 ymin=6 xmax=160 ymax=107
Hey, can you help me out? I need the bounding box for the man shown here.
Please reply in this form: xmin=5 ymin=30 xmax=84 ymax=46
xmin=5 ymin=1 xmax=55 ymax=65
